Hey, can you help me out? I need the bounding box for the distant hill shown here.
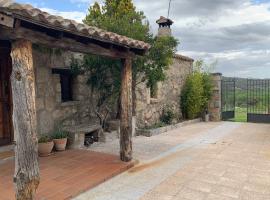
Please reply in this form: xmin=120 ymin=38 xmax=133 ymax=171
xmin=223 ymin=77 xmax=270 ymax=90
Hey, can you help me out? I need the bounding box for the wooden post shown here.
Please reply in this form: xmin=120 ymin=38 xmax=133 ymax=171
xmin=120 ymin=58 xmax=133 ymax=162
xmin=10 ymin=40 xmax=40 ymax=200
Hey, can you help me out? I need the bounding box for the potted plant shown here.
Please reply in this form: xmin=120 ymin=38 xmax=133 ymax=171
xmin=38 ymin=135 xmax=54 ymax=157
xmin=52 ymin=127 xmax=68 ymax=151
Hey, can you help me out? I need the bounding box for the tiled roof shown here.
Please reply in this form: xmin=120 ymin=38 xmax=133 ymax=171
xmin=0 ymin=0 xmax=150 ymax=51
xmin=173 ymin=54 xmax=194 ymax=62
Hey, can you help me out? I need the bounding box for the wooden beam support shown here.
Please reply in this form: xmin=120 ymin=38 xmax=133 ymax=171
xmin=0 ymin=26 xmax=135 ymax=59
xmin=10 ymin=40 xmax=40 ymax=200
xmin=120 ymin=58 xmax=133 ymax=162
xmin=0 ymin=13 xmax=14 ymax=28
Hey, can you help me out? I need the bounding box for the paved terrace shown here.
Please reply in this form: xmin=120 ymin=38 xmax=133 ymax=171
xmin=76 ymin=122 xmax=270 ymax=200
xmin=0 ymin=150 xmax=132 ymax=200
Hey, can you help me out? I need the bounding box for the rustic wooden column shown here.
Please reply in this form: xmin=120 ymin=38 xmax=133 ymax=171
xmin=120 ymin=58 xmax=133 ymax=162
xmin=10 ymin=40 xmax=40 ymax=200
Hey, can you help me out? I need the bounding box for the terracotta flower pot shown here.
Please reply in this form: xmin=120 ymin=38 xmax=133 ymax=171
xmin=38 ymin=141 xmax=54 ymax=157
xmin=53 ymin=138 xmax=67 ymax=151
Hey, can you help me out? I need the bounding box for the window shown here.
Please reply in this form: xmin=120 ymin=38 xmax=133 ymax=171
xmin=52 ymin=69 xmax=73 ymax=102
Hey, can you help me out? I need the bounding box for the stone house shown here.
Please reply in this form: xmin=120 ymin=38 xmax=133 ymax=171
xmin=0 ymin=2 xmax=152 ymax=194
xmin=1 ymin=43 xmax=113 ymax=140
xmin=33 ymin=50 xmax=96 ymax=136
xmin=135 ymin=17 xmax=194 ymax=128
xmin=0 ymin=3 xmax=193 ymax=150
xmin=0 ymin=1 xmax=150 ymax=157
xmin=35 ymin=16 xmax=194 ymax=134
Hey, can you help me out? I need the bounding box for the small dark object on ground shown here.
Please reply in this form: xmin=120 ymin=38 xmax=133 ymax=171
xmin=84 ymin=132 xmax=99 ymax=147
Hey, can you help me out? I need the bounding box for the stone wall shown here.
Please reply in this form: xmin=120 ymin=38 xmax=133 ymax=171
xmin=135 ymin=54 xmax=193 ymax=128
xmin=33 ymin=49 xmax=98 ymax=136
xmin=209 ymin=73 xmax=222 ymax=121
xmin=33 ymin=48 xmax=194 ymax=134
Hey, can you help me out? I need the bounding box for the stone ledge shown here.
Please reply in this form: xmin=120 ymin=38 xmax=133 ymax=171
xmin=137 ymin=118 xmax=202 ymax=137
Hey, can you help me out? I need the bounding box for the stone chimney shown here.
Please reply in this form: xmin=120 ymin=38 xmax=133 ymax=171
xmin=156 ymin=16 xmax=174 ymax=37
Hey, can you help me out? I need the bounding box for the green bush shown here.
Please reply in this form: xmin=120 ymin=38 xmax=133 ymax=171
xmin=181 ymin=61 xmax=213 ymax=119
xmin=160 ymin=105 xmax=175 ymax=125
xmin=202 ymin=73 xmax=213 ymax=111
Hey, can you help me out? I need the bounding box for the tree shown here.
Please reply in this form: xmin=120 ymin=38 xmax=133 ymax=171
xmin=76 ymin=0 xmax=178 ymax=116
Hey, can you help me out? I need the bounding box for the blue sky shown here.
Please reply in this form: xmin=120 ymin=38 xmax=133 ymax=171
xmin=16 ymin=0 xmax=84 ymax=11
xmin=14 ymin=0 xmax=270 ymax=78
xmin=16 ymin=0 xmax=92 ymax=13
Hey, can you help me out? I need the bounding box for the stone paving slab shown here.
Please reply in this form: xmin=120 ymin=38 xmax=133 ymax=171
xmin=88 ymin=122 xmax=223 ymax=160
xmin=140 ymin=123 xmax=270 ymax=200
xmin=75 ymin=122 xmax=270 ymax=200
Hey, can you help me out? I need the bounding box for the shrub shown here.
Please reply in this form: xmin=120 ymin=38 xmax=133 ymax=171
xmin=181 ymin=61 xmax=213 ymax=119
xmin=202 ymin=73 xmax=214 ymax=112
xmin=181 ymin=72 xmax=204 ymax=119
xmin=160 ymin=105 xmax=175 ymax=125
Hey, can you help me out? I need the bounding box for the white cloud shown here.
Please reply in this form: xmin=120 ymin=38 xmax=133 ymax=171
xmin=41 ymin=0 xmax=270 ymax=78
xmin=40 ymin=7 xmax=86 ymax=22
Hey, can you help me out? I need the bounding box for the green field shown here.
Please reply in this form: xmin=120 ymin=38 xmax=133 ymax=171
xmin=225 ymin=88 xmax=269 ymax=123
xmin=234 ymin=107 xmax=247 ymax=122
xmin=222 ymin=78 xmax=270 ymax=123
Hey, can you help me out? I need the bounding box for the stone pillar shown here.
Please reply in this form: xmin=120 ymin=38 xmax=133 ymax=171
xmin=209 ymin=73 xmax=222 ymax=121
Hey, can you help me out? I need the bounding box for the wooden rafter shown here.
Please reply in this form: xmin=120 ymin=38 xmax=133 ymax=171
xmin=0 ymin=26 xmax=135 ymax=59
xmin=0 ymin=13 xmax=138 ymax=59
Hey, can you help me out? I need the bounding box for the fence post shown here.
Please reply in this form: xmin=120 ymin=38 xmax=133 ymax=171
xmin=209 ymin=73 xmax=222 ymax=121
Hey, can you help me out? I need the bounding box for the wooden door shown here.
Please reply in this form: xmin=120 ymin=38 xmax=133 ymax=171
xmin=0 ymin=43 xmax=13 ymax=146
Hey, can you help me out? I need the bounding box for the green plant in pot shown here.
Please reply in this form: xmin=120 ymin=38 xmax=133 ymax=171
xmin=52 ymin=127 xmax=68 ymax=151
xmin=38 ymin=135 xmax=54 ymax=157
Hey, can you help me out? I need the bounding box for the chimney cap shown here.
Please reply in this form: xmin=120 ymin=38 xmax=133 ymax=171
xmin=156 ymin=16 xmax=173 ymax=25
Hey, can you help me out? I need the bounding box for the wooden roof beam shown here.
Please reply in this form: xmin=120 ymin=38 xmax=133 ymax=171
xmin=0 ymin=26 xmax=134 ymax=59
xmin=0 ymin=14 xmax=135 ymax=59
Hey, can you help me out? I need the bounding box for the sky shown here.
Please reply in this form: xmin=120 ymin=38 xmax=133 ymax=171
xmin=14 ymin=0 xmax=270 ymax=78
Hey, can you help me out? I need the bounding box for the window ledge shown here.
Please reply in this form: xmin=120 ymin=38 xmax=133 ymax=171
xmin=150 ymin=98 xmax=159 ymax=104
xmin=60 ymin=101 xmax=80 ymax=107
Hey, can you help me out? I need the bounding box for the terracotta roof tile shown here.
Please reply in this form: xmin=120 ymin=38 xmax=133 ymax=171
xmin=0 ymin=0 xmax=151 ymax=51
